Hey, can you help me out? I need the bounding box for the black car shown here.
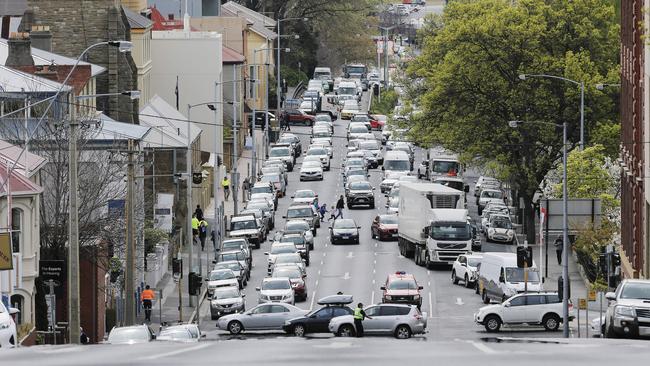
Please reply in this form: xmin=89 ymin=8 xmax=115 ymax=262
xmin=282 ymin=295 xmax=354 ymax=336
xmin=345 ymin=180 xmax=375 ymax=209
xmin=329 ymin=219 xmax=360 ymax=244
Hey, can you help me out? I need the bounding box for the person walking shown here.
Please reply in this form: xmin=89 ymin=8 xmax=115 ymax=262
xmin=194 ymin=205 xmax=204 ymax=221
xmin=353 ymin=302 xmax=372 ymax=337
xmin=242 ymin=176 xmax=250 ymax=202
xmin=191 ymin=214 xmax=200 ymax=245
xmin=335 ymin=195 xmax=345 ymax=219
xmin=319 ymin=203 xmax=328 ymax=222
xmin=222 ymin=176 xmax=231 ymax=201
xmin=141 ymin=285 xmax=155 ymax=322
xmin=554 ymin=236 xmax=563 ymax=265
xmin=199 ymin=219 xmax=208 ymax=251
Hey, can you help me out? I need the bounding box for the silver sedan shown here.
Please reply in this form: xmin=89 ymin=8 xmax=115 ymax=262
xmin=216 ymin=303 xmax=308 ymax=335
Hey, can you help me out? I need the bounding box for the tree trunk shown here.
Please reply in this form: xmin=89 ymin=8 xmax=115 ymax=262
xmin=521 ymin=193 xmax=537 ymax=244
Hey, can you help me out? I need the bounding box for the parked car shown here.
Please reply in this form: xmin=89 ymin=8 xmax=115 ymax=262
xmin=474 ymin=292 xmax=574 ymax=332
xmin=245 ymin=199 xmax=276 ymax=230
xmin=210 ymin=285 xmax=246 ymax=320
xmin=227 ymin=214 xmax=266 ymax=248
xmin=284 ymin=204 xmax=320 ymax=235
xmin=0 ymin=302 xmax=18 ymax=348
xmin=256 ymin=277 xmax=295 ymax=305
xmin=213 ymin=260 xmax=247 ymax=288
xmin=277 ymin=133 xmax=302 ymax=156
xmin=206 ymin=269 xmax=240 ymax=297
xmin=107 ymin=325 xmax=156 ymax=344
xmin=265 ymin=242 xmax=299 ymax=275
xmin=329 ymin=304 xmax=427 ymax=339
xmin=269 ymin=146 xmax=295 ymax=171
xmin=371 ymin=214 xmax=399 ymax=241
xmin=451 ymin=254 xmax=482 ymax=288
xmin=272 ymin=265 xmax=308 ymax=302
xmin=290 ymin=189 xmax=318 ymax=205
xmin=283 ymin=220 xmax=315 ymax=250
xmin=250 ymin=182 xmax=278 ymax=209
xmin=215 ymin=249 xmax=250 ymax=280
xmin=260 ymin=173 xmax=286 ymax=198
xmin=216 ymin=303 xmax=307 ymax=335
xmin=305 ymin=147 xmax=331 ymax=170
xmin=330 ymin=218 xmax=361 ymax=244
xmin=274 ymin=232 xmax=310 ymax=266
xmin=282 ymin=294 xmax=354 ymax=336
xmin=486 ymin=214 xmax=515 ymax=244
xmin=604 ymin=279 xmax=650 ymax=338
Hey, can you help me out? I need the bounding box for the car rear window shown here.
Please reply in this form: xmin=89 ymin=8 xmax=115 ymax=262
xmin=545 ymin=294 xmax=561 ymax=303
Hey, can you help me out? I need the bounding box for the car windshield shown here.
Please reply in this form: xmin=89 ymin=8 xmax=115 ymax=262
xmin=467 ymin=258 xmax=481 ymax=267
xmin=260 ymin=175 xmax=280 ymax=183
xmin=350 ymin=126 xmax=368 ymax=133
xmin=388 ymin=279 xmax=418 ymax=290
xmin=349 ymin=181 xmax=372 ymax=190
xmin=380 ymin=216 xmax=398 ymax=224
xmin=308 ymin=148 xmax=327 ymax=156
xmin=286 ymin=221 xmax=309 ymax=231
xmin=334 ymin=220 xmax=356 ymax=229
xmin=232 ymin=220 xmax=256 ymax=230
xmin=273 ymin=268 xmax=302 ymax=279
xmin=482 ymin=190 xmax=503 ymax=199
xmin=220 ymin=252 xmax=244 ymax=262
xmin=247 ymin=202 xmax=269 ymax=211
xmin=263 ymin=280 xmax=291 ymax=290
xmin=359 ymin=141 xmax=379 ymax=150
xmin=436 ymin=180 xmax=464 ymax=191
xmin=620 ymin=283 xmax=650 ymax=299
xmin=313 ymin=131 xmax=330 ymax=137
xmin=389 ymin=189 xmax=400 ymax=198
xmin=270 ymin=148 xmax=290 ymax=157
xmin=347 ymin=169 xmax=366 ymax=177
xmin=271 ymin=245 xmax=296 ymax=254
xmin=505 ymin=267 xmax=540 ymax=282
xmin=352 ymin=115 xmax=369 ymax=122
xmin=275 ymin=254 xmax=301 ymax=264
xmin=491 ymin=217 xmax=512 ymax=229
xmin=431 ymin=223 xmax=471 ymax=240
xmin=287 ymin=207 xmax=313 ymax=218
xmin=281 ymin=235 xmax=305 ymax=245
xmin=278 ymin=137 xmax=295 ymax=144
xmin=315 ymin=115 xmax=331 ymax=122
xmin=344 ymin=103 xmax=360 ymax=110
xmin=213 ymin=287 xmax=240 ymax=299
xmin=339 ymin=87 xmax=357 ymax=95
xmin=215 ymin=263 xmax=241 ymax=272
xmin=295 ymin=191 xmax=315 ymax=198
xmin=108 ymin=327 xmax=150 ymax=343
xmin=302 ymin=161 xmax=322 ymax=169
xmin=384 ymin=160 xmax=410 ymax=171
xmin=209 ymin=270 xmax=235 ymax=281
xmin=432 ymin=161 xmax=460 ymax=174
xmin=251 ymin=186 xmax=272 ymax=194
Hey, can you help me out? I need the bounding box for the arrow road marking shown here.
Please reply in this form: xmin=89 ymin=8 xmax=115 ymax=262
xmin=456 ymin=297 xmax=464 ymax=306
xmin=343 ymin=272 xmax=351 ymax=280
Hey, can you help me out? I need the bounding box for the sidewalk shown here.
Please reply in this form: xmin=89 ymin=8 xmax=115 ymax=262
xmin=139 ymin=130 xmax=266 ymax=329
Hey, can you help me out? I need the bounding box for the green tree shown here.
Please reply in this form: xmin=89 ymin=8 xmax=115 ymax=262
xmin=408 ymin=0 xmax=619 ymax=242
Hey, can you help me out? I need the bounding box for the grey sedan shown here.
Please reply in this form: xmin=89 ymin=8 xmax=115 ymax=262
xmin=216 ymin=303 xmax=307 ymax=335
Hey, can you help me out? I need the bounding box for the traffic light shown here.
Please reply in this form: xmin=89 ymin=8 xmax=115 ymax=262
xmin=373 ymin=83 xmax=379 ymax=96
xmin=598 ymin=253 xmax=608 ymax=275
xmin=612 ymin=252 xmax=621 ymax=267
xmin=516 ymin=246 xmax=533 ymax=268
xmin=188 ymin=272 xmax=202 ymax=296
xmin=557 ymin=275 xmax=571 ymax=300
xmin=217 ymin=155 xmax=223 ymax=166
xmin=172 ymin=258 xmax=182 ymax=278
xmin=192 ymin=172 xmax=203 ymax=184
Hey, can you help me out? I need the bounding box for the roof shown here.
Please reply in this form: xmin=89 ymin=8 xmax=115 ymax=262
xmin=139 ymin=94 xmax=202 ymax=148
xmin=122 ymin=6 xmax=153 ymax=29
xmin=0 ymin=38 xmax=106 ymax=77
xmin=221 ymin=2 xmax=276 ymax=27
xmin=94 ymin=113 xmax=151 ymax=141
xmin=0 ymin=140 xmax=47 ymax=178
xmin=222 ymin=46 xmax=245 ymax=64
xmin=220 ymin=5 xmax=277 ymax=40
xmin=0 ymin=64 xmax=71 ymax=93
xmin=0 ymin=0 xmax=27 ymax=16
xmin=148 ymin=6 xmax=189 ymax=31
xmin=0 ymin=158 xmax=43 ymax=197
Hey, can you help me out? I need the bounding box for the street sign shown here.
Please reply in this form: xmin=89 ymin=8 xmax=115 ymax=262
xmin=588 ymin=289 xmax=597 ymax=301
xmin=578 ymin=298 xmax=587 ymax=310
xmin=39 ymin=260 xmax=65 ymax=283
xmin=0 ymin=233 xmax=12 ymax=270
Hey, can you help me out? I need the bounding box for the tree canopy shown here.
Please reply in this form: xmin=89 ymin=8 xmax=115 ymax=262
xmin=408 ymin=0 xmax=619 ymax=241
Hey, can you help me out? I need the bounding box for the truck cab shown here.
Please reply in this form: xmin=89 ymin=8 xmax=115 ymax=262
xmin=423 ymin=209 xmax=473 ymax=265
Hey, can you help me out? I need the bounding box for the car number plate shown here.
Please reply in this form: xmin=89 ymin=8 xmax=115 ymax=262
xmin=392 ymin=233 xmax=398 ymax=237
xmin=342 ymin=236 xmax=349 ymax=239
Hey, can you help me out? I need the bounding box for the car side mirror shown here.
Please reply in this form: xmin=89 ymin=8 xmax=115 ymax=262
xmin=290 ymin=196 xmax=294 ymax=198
xmin=461 ymin=263 xmax=467 ymax=267
xmin=8 ymin=307 xmax=19 ymax=315
xmin=499 ymin=276 xmax=505 ymax=283
xmin=255 ymin=287 xmax=261 ymax=291
xmin=282 ymin=216 xmax=287 ymax=219
xmin=264 ymin=252 xmax=269 ymax=255
xmin=380 ymin=286 xmax=386 ymax=290
xmin=381 ymin=166 xmax=385 ymax=171
xmin=242 ymin=294 xmax=246 ymax=298
xmin=605 ymin=292 xmax=616 ymax=301
xmin=211 ymin=260 xmax=217 ymax=264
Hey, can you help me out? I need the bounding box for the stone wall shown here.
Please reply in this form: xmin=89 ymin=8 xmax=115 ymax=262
xmin=23 ymin=0 xmax=139 ymax=123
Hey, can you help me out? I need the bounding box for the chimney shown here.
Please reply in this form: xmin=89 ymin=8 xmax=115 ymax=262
xmin=168 ymin=13 xmax=174 ymax=20
xmin=5 ymin=32 xmax=34 ymax=68
xmin=30 ymin=25 xmax=52 ymax=52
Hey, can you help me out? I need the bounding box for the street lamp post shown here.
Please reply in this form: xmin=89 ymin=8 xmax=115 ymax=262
xmin=276 ymin=17 xmax=308 ymax=117
xmin=379 ymin=26 xmax=397 ymax=88
xmin=519 ymin=73 xmax=585 ymax=150
xmin=509 ymin=119 xmax=569 ymax=338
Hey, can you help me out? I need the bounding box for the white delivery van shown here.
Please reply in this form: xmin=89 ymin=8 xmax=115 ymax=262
xmin=478 ymin=252 xmax=543 ymax=304
xmin=383 ymin=150 xmax=411 ymax=179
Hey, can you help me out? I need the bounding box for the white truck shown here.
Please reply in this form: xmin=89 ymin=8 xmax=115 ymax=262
xmin=398 ymin=182 xmax=471 ymax=268
xmin=417 ymin=148 xmax=463 ymax=181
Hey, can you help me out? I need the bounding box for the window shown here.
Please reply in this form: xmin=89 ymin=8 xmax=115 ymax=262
xmin=380 ymin=306 xmax=399 ymax=316
xmin=271 ymin=305 xmax=289 ymax=313
xmin=364 ymin=306 xmax=380 ymax=317
xmin=332 ymin=307 xmax=351 ymax=317
xmin=508 ymin=296 xmax=526 ymax=307
xmin=314 ymin=308 xmax=333 ymax=319
xmin=545 ymin=294 xmax=561 ymax=304
xmin=11 ymin=208 xmax=22 ymax=253
xmin=524 ymin=295 xmax=545 ymax=305
xmin=251 ymin=305 xmax=272 ymax=314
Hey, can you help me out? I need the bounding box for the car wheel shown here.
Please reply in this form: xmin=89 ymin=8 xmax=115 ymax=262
xmin=293 ymin=324 xmax=306 ymax=337
xmin=482 ymin=290 xmax=490 ymax=304
xmin=312 ymin=228 xmax=317 ymax=236
xmin=228 ymin=321 xmax=243 ymax=335
xmin=425 ymin=253 xmax=432 ymax=269
xmin=484 ymin=315 xmax=501 ymax=332
xmin=542 ymin=314 xmax=561 ymax=331
xmin=211 ymin=315 xmax=218 ymax=320
xmin=451 ymin=270 xmax=459 ymax=285
xmin=337 ymin=324 xmax=356 ymax=337
xmin=310 ymin=243 xmax=314 ymax=250
xmin=369 ymin=203 xmax=375 ymax=209
xmin=605 ymin=321 xmax=619 ymax=338
xmin=394 ymin=325 xmax=412 ymax=339
xmin=475 ymin=282 xmax=480 ymax=295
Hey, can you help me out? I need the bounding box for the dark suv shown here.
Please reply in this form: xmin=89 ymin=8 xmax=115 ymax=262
xmin=345 ymin=180 xmax=375 ymax=208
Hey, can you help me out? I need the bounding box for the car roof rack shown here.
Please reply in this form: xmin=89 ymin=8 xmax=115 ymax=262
xmin=317 ymin=294 xmax=353 ymax=306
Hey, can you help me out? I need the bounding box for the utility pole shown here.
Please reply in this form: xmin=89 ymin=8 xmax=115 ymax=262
xmin=264 ymin=47 xmax=270 ymax=158
xmin=251 ymin=70 xmax=257 ymax=179
xmin=124 ymin=139 xmax=137 ymax=325
xmin=186 ymin=104 xmax=194 ymax=307
xmin=232 ymin=66 xmax=239 ymax=216
xmin=68 ymin=118 xmax=80 ymax=344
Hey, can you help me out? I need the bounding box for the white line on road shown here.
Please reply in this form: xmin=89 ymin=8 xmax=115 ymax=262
xmin=467 ymin=340 xmax=499 ymax=355
xmin=456 ymin=297 xmax=465 ymax=306
xmin=318 ymin=269 xmax=321 ymax=275
xmin=309 ymin=291 xmax=316 ymax=310
xmin=315 ymin=280 xmax=319 ymax=286
xmin=427 ymin=270 xmax=431 ymax=276
xmin=371 ymin=291 xmax=375 ymax=304
xmin=346 ymin=251 xmax=354 ymax=258
xmin=343 ymin=272 xmax=351 ymax=280
xmin=137 ymin=344 xmax=210 ymax=361
xmin=428 ymin=281 xmax=431 ymax=287
xmin=375 ymin=242 xmax=378 ymax=247
xmin=323 ymin=252 xmax=327 ymax=257
xmin=373 ymin=269 xmax=376 ymax=274
xmin=429 ymin=291 xmax=433 ymax=319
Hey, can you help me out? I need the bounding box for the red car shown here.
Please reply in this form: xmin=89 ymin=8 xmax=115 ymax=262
xmin=381 ymin=272 xmax=423 ymax=308
xmin=371 ymin=214 xmax=399 ymax=241
xmin=286 ymin=109 xmax=315 ymax=126
xmin=371 ymin=114 xmax=387 ymax=130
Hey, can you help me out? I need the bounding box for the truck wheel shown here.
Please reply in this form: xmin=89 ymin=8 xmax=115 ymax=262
xmin=425 ymin=253 xmax=432 ymax=269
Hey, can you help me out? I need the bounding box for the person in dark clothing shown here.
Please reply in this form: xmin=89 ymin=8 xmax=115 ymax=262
xmin=335 ymin=195 xmax=345 ymax=219
xmin=242 ymin=176 xmax=250 ymax=202
xmin=80 ymin=328 xmax=89 ymax=344
xmin=199 ymin=219 xmax=208 ymax=251
xmin=353 ymin=302 xmax=372 ymax=337
xmin=195 ymin=205 xmax=204 ymax=221
xmin=554 ymin=236 xmax=563 ymax=265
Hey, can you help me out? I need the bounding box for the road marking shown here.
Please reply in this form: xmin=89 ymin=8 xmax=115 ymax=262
xmin=343 ymin=272 xmax=351 ymax=280
xmin=315 ymin=280 xmax=319 ymax=286
xmin=137 ymin=344 xmax=210 ymax=360
xmin=373 ymin=269 xmax=376 ymax=274
xmin=427 ymin=270 xmax=431 ymax=276
xmin=371 ymin=291 xmax=375 ymax=304
xmin=456 ymin=297 xmax=465 ymax=306
xmin=429 ymin=291 xmax=433 ymax=319
xmin=323 ymin=252 xmax=327 ymax=257
xmin=309 ymin=291 xmax=316 ymax=310
xmin=372 ymin=279 xmax=375 ymax=284
xmin=428 ymin=281 xmax=431 ymax=287
xmin=468 ymin=340 xmax=499 ymax=355
xmin=346 ymin=251 xmax=354 ymax=258
xmin=374 ymin=242 xmax=378 ymax=247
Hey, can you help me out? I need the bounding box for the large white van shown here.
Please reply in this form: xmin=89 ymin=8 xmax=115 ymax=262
xmin=382 ymin=150 xmax=410 ymax=179
xmin=478 ymin=252 xmax=542 ymax=304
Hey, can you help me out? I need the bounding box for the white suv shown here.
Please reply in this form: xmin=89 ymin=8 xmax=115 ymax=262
xmin=604 ymin=279 xmax=650 ymax=338
xmin=451 ymin=254 xmax=482 ymax=288
xmin=474 ymin=292 xmax=574 ymax=332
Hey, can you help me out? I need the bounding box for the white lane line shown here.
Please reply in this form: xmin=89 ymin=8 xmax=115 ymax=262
xmin=373 ymin=269 xmax=376 ymax=274
xmin=315 ymin=280 xmax=319 ymax=286
xmin=346 ymin=251 xmax=354 ymax=258
xmin=468 ymin=340 xmax=499 ymax=355
xmin=137 ymin=344 xmax=211 ymax=361
xmin=428 ymin=281 xmax=431 ymax=287
xmin=427 ymin=270 xmax=431 ymax=276
xmin=429 ymin=291 xmax=433 ymax=319
xmin=375 ymin=242 xmax=378 ymax=247
xmin=323 ymin=252 xmax=327 ymax=257
xmin=371 ymin=291 xmax=375 ymax=304
xmin=309 ymin=291 xmax=316 ymax=310
xmin=343 ymin=272 xmax=351 ymax=280
xmin=373 ymin=259 xmax=377 ymax=264
xmin=456 ymin=297 xmax=465 ymax=306
xmin=372 ymin=279 xmax=375 ymax=284
xmin=318 ymin=269 xmax=321 ymax=275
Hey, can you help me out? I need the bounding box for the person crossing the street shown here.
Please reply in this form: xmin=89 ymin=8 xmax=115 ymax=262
xmin=222 ymin=175 xmax=231 ymax=201
xmin=353 ymin=302 xmax=372 ymax=337
xmin=141 ymin=285 xmax=155 ymax=323
xmin=335 ymin=195 xmax=345 ymax=219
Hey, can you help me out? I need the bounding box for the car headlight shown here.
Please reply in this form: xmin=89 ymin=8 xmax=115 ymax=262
xmin=385 ymin=295 xmax=392 ymax=300
xmin=615 ymin=305 xmax=636 ymax=317
xmin=488 ymin=228 xmax=495 ymax=235
xmin=0 ymin=322 xmax=11 ymax=330
xmin=413 ymin=294 xmax=421 ymax=300
xmin=507 ymin=231 xmax=514 ymax=238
